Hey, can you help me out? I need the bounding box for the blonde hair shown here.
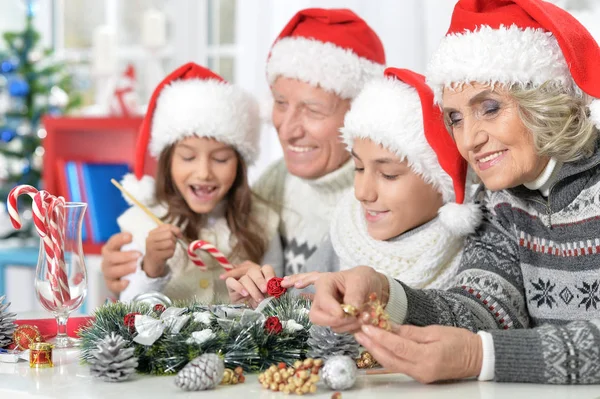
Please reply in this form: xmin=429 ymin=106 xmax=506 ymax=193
xmin=510 ymin=81 xmax=598 ymax=162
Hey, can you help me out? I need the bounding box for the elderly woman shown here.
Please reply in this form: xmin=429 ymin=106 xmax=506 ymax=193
xmin=309 ymin=0 xmax=600 ymax=385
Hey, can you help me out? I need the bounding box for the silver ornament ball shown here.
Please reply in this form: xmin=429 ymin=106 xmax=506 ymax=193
xmin=321 ymin=355 xmax=357 ymax=391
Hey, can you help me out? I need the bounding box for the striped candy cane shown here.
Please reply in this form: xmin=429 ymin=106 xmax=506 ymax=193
xmin=8 ymin=186 xmax=71 ymax=306
xmin=7 ymin=185 xmax=46 ymax=234
xmin=187 ymin=240 xmax=233 ymax=271
xmin=47 ymin=196 xmax=71 ymax=303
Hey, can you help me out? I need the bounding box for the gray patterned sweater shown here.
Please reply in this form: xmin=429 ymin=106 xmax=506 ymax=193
xmin=391 ymin=147 xmax=600 ymax=384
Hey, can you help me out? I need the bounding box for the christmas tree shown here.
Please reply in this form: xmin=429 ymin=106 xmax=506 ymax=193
xmin=0 ymin=0 xmax=81 ymax=238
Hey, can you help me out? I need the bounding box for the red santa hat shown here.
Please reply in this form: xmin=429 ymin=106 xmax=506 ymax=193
xmin=426 ymin=0 xmax=600 ymax=129
xmin=341 ymin=68 xmax=481 ymax=236
xmin=266 ymin=8 xmax=386 ymax=99
xmin=121 ymin=62 xmax=260 ymax=205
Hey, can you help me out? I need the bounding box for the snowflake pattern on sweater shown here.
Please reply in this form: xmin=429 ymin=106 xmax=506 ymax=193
xmin=253 ymin=159 xmax=354 ymax=275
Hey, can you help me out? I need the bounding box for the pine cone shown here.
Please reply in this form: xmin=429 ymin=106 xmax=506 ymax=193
xmin=89 ymin=332 xmax=138 ymax=382
xmin=175 ymin=353 xmax=224 ymax=391
xmin=0 ymin=295 xmax=16 ymax=348
xmin=307 ymin=325 xmax=360 ymax=360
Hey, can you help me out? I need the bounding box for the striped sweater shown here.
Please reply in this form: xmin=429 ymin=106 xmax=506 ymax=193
xmin=393 ymin=145 xmax=600 ymax=384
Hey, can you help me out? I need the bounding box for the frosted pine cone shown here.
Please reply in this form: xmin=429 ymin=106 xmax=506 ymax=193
xmin=89 ymin=332 xmax=138 ymax=382
xmin=307 ymin=325 xmax=360 ymax=360
xmin=0 ymin=295 xmax=16 ymax=348
xmin=175 ymin=353 xmax=224 ymax=391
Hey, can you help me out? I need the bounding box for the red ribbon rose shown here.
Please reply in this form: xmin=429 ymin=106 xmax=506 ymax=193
xmin=123 ymin=312 xmax=141 ymax=332
xmin=153 ymin=304 xmax=166 ymax=313
xmin=267 ymin=277 xmax=287 ymax=298
xmin=264 ymin=316 xmax=283 ymax=334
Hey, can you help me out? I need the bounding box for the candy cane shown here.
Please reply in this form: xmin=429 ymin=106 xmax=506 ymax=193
xmin=47 ymin=196 xmax=70 ymax=303
xmin=187 ymin=240 xmax=233 ymax=271
xmin=8 ymin=186 xmax=70 ymax=306
xmin=7 ymin=185 xmax=46 ymax=234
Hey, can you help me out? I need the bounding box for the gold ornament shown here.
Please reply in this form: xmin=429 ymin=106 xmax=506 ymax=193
xmin=359 ymin=293 xmax=392 ymax=331
xmin=340 ymin=304 xmax=359 ymax=317
xmin=221 ymin=365 xmax=245 ymax=385
xmin=355 ymin=351 xmax=379 ymax=369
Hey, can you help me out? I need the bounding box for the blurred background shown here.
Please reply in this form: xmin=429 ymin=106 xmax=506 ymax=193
xmin=0 ymin=0 xmax=597 ymax=312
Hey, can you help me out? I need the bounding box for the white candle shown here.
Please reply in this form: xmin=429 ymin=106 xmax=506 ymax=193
xmin=92 ymin=25 xmax=117 ymax=75
xmin=142 ymin=8 xmax=167 ymax=49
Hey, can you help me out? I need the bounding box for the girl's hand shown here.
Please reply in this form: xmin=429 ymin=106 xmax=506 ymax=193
xmin=281 ymin=272 xmax=321 ymax=289
xmin=143 ymin=224 xmax=181 ymax=278
xmin=226 ymin=264 xmax=276 ymax=308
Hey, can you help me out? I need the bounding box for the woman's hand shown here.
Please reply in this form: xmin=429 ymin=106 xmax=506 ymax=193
xmin=309 ymin=266 xmax=389 ymax=333
xmin=143 ymin=224 xmax=181 ymax=278
xmin=355 ymin=324 xmax=483 ymax=383
xmin=226 ymin=264 xmax=276 ymax=308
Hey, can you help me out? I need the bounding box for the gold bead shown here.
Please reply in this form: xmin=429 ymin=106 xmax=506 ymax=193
xmin=294 ymin=360 xmax=303 ymax=369
xmin=222 ymin=368 xmax=234 ymax=384
xmin=310 ymin=384 xmax=317 ymax=393
xmin=303 ymin=358 xmax=313 ymax=368
xmin=279 ymin=383 xmax=286 ymax=391
xmin=262 ymin=381 xmax=270 ymax=389
xmin=232 ymin=376 xmax=238 ymax=384
xmin=282 ymin=387 xmax=291 ymax=394
xmin=301 ymin=384 xmax=310 ymax=394
xmin=314 ymin=358 xmax=323 ymax=367
xmin=309 ymin=374 xmax=319 ymax=383
xmin=199 ymin=278 xmax=210 ymax=289
xmin=270 ymin=382 xmax=278 ymax=391
xmin=295 ymin=388 xmax=304 ymax=395
xmin=269 ymin=365 xmax=278 ymax=373
xmin=274 ymin=372 xmax=282 ymax=382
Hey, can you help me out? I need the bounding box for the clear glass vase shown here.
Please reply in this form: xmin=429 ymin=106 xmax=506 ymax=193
xmin=34 ymin=202 xmax=88 ymax=348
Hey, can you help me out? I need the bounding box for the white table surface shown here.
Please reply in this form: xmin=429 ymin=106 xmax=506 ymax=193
xmin=1 ymin=347 xmax=599 ymax=399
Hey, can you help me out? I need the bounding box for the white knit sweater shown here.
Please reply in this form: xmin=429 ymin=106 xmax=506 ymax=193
xmin=305 ymin=192 xmax=464 ymax=289
xmin=253 ymin=159 xmax=354 ymax=275
xmin=117 ymin=200 xmax=280 ymax=303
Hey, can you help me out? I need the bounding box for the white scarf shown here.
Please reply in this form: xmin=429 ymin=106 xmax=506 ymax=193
xmin=330 ymin=193 xmax=464 ymax=289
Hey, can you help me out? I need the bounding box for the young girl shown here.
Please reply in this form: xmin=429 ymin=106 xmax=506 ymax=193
xmin=117 ymin=63 xmax=282 ymax=304
xmin=228 ymin=68 xmax=480 ymax=304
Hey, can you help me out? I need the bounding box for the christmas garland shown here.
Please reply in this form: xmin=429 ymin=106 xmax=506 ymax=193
xmin=79 ymin=280 xmax=312 ymax=375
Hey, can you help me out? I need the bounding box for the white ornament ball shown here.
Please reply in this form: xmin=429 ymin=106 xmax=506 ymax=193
xmin=321 ymin=355 xmax=357 ymax=391
xmin=49 ymin=86 xmax=69 ymax=108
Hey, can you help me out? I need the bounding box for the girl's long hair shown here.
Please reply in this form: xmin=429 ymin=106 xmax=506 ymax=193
xmin=154 ymin=144 xmax=268 ymax=263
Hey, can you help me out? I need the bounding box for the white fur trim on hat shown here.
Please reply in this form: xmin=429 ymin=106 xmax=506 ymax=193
xmin=150 ymin=78 xmax=260 ymax=164
xmin=120 ymin=173 xmax=156 ymax=206
xmin=438 ymin=202 xmax=482 ymax=236
xmin=426 ymin=25 xmax=572 ymax=103
xmin=267 ymin=37 xmax=384 ymax=99
xmin=589 ymin=99 xmax=600 ymax=130
xmin=341 ymin=77 xmax=455 ymax=203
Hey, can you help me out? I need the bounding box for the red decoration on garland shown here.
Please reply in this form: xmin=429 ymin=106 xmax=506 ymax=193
xmin=266 ymin=277 xmax=286 ymax=298
xmin=264 ymin=316 xmax=283 ymax=334
xmin=123 ymin=312 xmax=141 ymax=332
xmin=153 ymin=304 xmax=166 ymax=313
